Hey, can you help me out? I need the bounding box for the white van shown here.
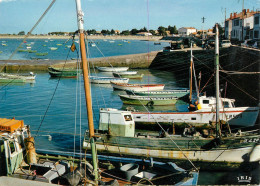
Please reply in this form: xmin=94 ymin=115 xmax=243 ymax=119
xmin=221 ymin=40 xmax=232 ymax=47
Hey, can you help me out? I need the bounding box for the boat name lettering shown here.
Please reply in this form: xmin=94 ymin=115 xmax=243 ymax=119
xmin=227 ymin=114 xmax=242 ymax=119
xmin=242 ymin=138 xmax=259 ymax=143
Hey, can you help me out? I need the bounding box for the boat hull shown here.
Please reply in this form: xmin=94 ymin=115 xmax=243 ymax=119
xmin=132 ymin=107 xmax=259 ymax=127
xmin=48 ymin=67 xmax=80 ymax=78
xmin=112 ymin=82 xmax=165 ymax=91
xmin=90 ymin=76 xmax=129 ymax=84
xmin=96 ymin=67 xmax=129 ymax=72
xmin=119 ymin=95 xmax=178 ymax=106
xmin=113 ymin=73 xmax=144 ymax=79
xmin=83 ymin=131 xmax=260 ymax=164
xmin=126 ymin=89 xmax=189 ymax=98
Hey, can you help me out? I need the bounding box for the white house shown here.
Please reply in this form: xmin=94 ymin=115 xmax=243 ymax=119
xmin=178 ymin=27 xmax=196 ymax=36
xmin=253 ymin=13 xmax=260 ymax=39
xmin=227 ymin=9 xmax=257 ymax=41
xmin=136 ymin=32 xmax=152 ymax=36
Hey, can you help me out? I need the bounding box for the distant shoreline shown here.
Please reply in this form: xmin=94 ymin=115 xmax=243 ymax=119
xmin=0 ymin=35 xmax=165 ymax=41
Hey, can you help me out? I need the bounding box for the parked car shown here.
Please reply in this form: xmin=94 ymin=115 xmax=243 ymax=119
xmin=221 ymin=40 xmax=232 ymax=47
xmin=241 ymin=39 xmax=253 ymax=47
xmin=170 ymin=37 xmax=198 ymax=50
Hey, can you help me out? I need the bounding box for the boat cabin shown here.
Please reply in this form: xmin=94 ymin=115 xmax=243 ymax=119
xmin=0 ymin=118 xmax=28 ymax=176
xmin=198 ymin=96 xmax=235 ymax=110
xmin=99 ymin=108 xmax=135 ymax=137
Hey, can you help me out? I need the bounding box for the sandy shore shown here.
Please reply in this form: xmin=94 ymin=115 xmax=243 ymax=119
xmin=0 ymin=34 xmax=164 ymax=41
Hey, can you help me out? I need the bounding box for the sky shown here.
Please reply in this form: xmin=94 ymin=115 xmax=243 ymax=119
xmin=0 ymin=0 xmax=259 ymax=34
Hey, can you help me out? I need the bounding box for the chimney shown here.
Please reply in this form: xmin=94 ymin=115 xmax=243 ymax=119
xmin=230 ymin=13 xmax=233 ymax=19
xmin=247 ymin=9 xmax=249 ymax=13
xmin=243 ymin=9 xmax=246 ymax=16
xmin=234 ymin=12 xmax=237 ymax=18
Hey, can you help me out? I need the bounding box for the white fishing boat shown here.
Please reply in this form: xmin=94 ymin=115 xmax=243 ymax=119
xmin=89 ymin=76 xmax=129 ymax=84
xmin=113 ymin=71 xmax=137 ymax=75
xmin=96 ymin=66 xmax=129 ymax=72
xmin=111 ymin=82 xmax=165 ymax=91
xmin=132 ymin=95 xmax=259 ymax=127
xmin=49 ymin=47 xmax=58 ymax=50
xmin=0 ymin=72 xmax=36 ymax=81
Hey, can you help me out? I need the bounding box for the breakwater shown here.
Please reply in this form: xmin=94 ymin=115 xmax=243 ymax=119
xmin=0 ymin=51 xmax=158 ymax=71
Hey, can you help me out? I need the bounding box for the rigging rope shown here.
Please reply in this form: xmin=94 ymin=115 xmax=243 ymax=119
xmin=220 ymin=69 xmax=260 ymax=74
xmin=8 ymin=0 xmax=57 ymax=60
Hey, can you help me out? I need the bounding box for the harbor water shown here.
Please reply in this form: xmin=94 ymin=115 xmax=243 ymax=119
xmin=0 ymin=39 xmax=259 ymax=185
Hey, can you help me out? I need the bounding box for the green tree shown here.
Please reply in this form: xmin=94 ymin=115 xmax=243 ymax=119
xmin=172 ymin=25 xmax=178 ymax=34
xmin=213 ymin=23 xmax=224 ymax=36
xmin=149 ymin=30 xmax=156 ymax=35
xmin=87 ymin=29 xmax=96 ymax=35
xmin=168 ymin=25 xmax=174 ymax=34
xmin=18 ymin=31 xmax=25 ymax=35
xmin=158 ymin=26 xmax=166 ymax=36
xmin=111 ymin=29 xmax=115 ymax=35
xmin=130 ymin=28 xmax=138 ymax=35
xmin=121 ymin=30 xmax=130 ymax=35
xmin=139 ymin=27 xmax=148 ymax=32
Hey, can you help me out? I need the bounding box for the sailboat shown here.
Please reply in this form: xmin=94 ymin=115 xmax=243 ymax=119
xmin=83 ymin=24 xmax=260 ymax=169
xmin=0 ymin=0 xmax=199 ymax=185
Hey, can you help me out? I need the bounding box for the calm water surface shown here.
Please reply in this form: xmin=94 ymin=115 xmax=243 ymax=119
xmin=0 ymin=38 xmax=169 ymax=60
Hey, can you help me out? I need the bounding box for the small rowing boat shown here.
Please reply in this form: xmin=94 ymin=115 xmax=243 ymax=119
xmin=119 ymin=94 xmax=178 ymax=106
xmin=89 ymin=76 xmax=129 ymax=84
xmin=111 ymin=82 xmax=165 ymax=91
xmin=96 ymin=66 xmax=129 ymax=72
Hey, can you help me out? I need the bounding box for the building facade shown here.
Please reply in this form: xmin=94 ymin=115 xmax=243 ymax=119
xmin=178 ymin=27 xmax=197 ymax=36
xmin=225 ymin=9 xmax=258 ymax=41
xmin=253 ymin=13 xmax=260 ymax=39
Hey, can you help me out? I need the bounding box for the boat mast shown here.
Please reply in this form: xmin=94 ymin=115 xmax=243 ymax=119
xmin=75 ymin=0 xmax=99 ymax=181
xmin=215 ymin=24 xmax=221 ymax=138
xmin=189 ymin=43 xmax=193 ymax=102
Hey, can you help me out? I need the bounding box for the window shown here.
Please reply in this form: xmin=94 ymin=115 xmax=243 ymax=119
xmin=124 ymin=115 xmax=132 ymax=121
xmin=9 ymin=142 xmax=16 ymax=154
xmin=254 ymin=16 xmax=259 ymax=25
xmin=233 ymin=19 xmax=239 ymax=26
xmin=223 ymin=101 xmax=230 ymax=108
xmin=254 ymin=31 xmax=259 ymax=39
xmin=202 ymin=100 xmax=209 ymax=104
xmin=191 ymin=117 xmax=196 ymax=120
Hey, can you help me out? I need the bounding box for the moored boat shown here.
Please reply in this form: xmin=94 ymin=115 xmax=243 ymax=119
xmin=119 ymin=94 xmax=178 ymax=106
xmin=113 ymin=72 xmax=144 ymax=79
xmin=96 ymin=66 xmax=129 ymax=72
xmin=36 ymin=52 xmax=48 ymax=56
xmin=132 ymin=95 xmax=259 ymax=127
xmin=113 ymin=71 xmax=137 ymax=75
xmin=89 ymin=76 xmax=129 ymax=84
xmin=126 ymin=89 xmax=189 ymax=98
xmin=0 ymin=77 xmax=25 ymax=83
xmin=0 ymin=72 xmax=36 ymax=82
xmin=49 ymin=47 xmax=58 ymax=50
xmin=83 ymin=108 xmax=260 ymax=168
xmin=48 ymin=67 xmax=80 ymax=78
xmin=111 ymin=82 xmax=165 ymax=91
